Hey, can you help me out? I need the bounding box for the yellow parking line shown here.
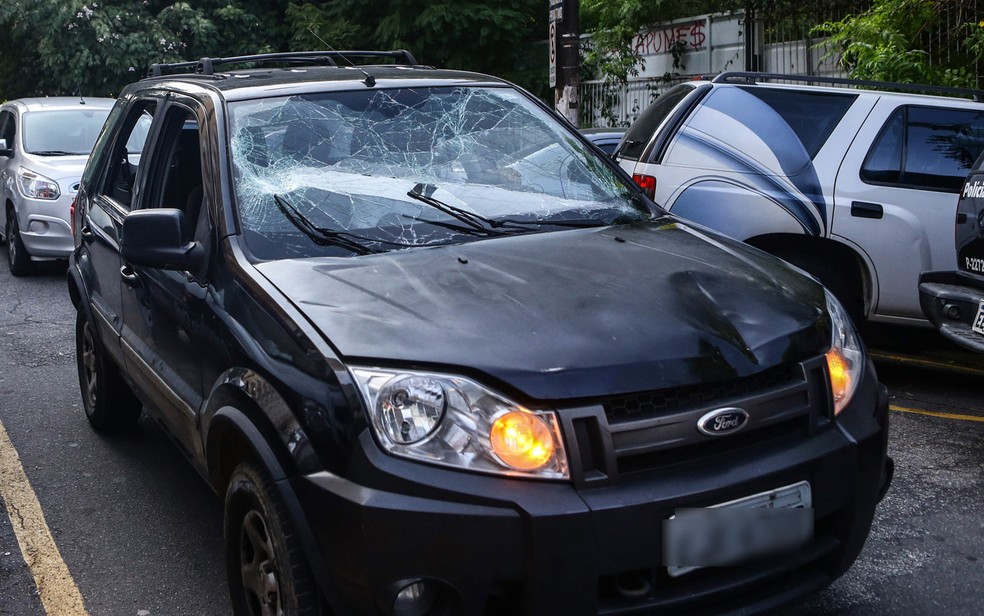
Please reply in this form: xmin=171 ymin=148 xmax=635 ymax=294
xmin=0 ymin=419 xmax=89 ymax=616
xmin=890 ymin=404 xmax=984 ymax=423
xmin=870 ymin=351 xmax=984 ymax=376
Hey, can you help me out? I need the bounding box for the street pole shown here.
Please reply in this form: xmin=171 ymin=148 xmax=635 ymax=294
xmin=550 ymin=0 xmax=580 ymax=127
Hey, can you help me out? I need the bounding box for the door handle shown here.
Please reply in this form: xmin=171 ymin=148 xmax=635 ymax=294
xmin=80 ymin=225 xmax=95 ymax=243
xmin=851 ymin=201 xmax=883 ymax=219
xmin=120 ymin=265 xmax=140 ymax=288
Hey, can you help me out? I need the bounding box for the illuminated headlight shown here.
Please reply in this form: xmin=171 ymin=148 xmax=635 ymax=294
xmin=351 ymin=368 xmax=569 ymax=479
xmin=824 ymin=290 xmax=863 ymax=415
xmin=16 ymin=168 xmax=60 ymax=200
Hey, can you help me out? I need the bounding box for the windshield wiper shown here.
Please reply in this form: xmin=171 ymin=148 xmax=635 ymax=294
xmin=31 ymin=150 xmax=79 ymax=156
xmin=411 ymin=216 xmax=501 ymax=237
xmin=274 ymin=194 xmax=379 ymax=255
xmin=407 ymin=183 xmax=637 ymax=234
xmin=407 ymin=183 xmax=517 ymax=237
xmin=492 ymin=217 xmax=608 ymax=229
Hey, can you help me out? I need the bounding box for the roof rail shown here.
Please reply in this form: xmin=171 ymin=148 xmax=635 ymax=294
xmin=712 ymin=71 xmax=984 ymax=102
xmin=147 ymin=50 xmax=420 ymax=78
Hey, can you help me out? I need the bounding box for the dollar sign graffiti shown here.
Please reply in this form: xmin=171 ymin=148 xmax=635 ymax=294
xmin=690 ymin=23 xmax=706 ymax=49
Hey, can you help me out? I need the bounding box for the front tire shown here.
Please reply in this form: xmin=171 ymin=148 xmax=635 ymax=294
xmin=7 ymin=212 xmax=32 ymax=276
xmin=75 ymin=309 xmax=142 ymax=430
xmin=225 ymin=463 xmax=322 ymax=616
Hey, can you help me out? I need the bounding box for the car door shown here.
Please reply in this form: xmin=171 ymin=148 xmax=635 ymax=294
xmin=118 ymin=98 xmax=212 ymax=458
xmin=834 ymin=102 xmax=984 ymax=320
xmin=77 ymin=99 xmax=157 ymax=368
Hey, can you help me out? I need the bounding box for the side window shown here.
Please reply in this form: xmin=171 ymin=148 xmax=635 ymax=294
xmin=973 ymin=149 xmax=984 ymax=173
xmin=0 ymin=110 xmax=16 ymax=153
xmin=862 ymin=105 xmax=984 ymax=192
xmin=97 ymin=102 xmax=156 ymax=209
xmin=733 ymin=87 xmax=856 ymax=159
xmin=666 ymin=86 xmax=856 ymax=176
xmin=143 ymin=105 xmax=207 ymax=247
xmin=861 ymin=109 xmax=903 ymax=184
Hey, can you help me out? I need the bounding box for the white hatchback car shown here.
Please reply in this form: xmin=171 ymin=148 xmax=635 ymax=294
xmin=617 ymin=73 xmax=984 ymax=325
xmin=0 ymin=97 xmax=115 ymax=275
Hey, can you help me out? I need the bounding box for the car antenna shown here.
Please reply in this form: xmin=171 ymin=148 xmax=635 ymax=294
xmin=307 ymin=27 xmax=376 ymax=87
xmin=77 ymin=80 xmax=85 ymax=105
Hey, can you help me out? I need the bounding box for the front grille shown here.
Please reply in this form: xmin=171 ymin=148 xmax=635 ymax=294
xmin=563 ymin=358 xmax=830 ymax=485
xmin=603 ymin=363 xmax=801 ymax=424
xmin=615 ymin=419 xmax=806 ymax=475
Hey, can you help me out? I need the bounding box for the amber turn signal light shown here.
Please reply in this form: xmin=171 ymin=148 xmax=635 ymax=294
xmin=489 ymin=411 xmax=555 ymax=471
xmin=826 ymin=348 xmax=852 ymax=415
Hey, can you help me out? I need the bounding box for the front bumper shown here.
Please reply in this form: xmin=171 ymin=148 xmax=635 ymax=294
xmin=919 ymin=270 xmax=984 ymax=353
xmin=292 ymin=358 xmax=891 ymax=615
xmin=15 ymin=194 xmax=74 ymax=259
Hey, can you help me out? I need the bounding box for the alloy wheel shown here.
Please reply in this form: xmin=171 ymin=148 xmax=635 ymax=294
xmin=240 ymin=509 xmax=283 ymax=616
xmin=80 ymin=321 xmax=98 ymax=411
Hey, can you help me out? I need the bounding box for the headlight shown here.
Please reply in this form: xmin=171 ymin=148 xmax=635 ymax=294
xmin=824 ymin=289 xmax=863 ymax=415
xmin=16 ymin=168 xmax=60 ymax=200
xmin=352 ymin=367 xmax=569 ymax=479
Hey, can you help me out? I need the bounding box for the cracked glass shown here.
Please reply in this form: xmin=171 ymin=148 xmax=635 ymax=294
xmin=228 ymin=86 xmax=651 ymax=259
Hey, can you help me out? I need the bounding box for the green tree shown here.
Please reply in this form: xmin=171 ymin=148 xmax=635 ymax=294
xmin=0 ymin=1 xmax=547 ymax=99
xmin=0 ymin=1 xmax=285 ymax=98
xmin=814 ymin=0 xmax=981 ymax=87
xmin=286 ymin=0 xmax=548 ymax=96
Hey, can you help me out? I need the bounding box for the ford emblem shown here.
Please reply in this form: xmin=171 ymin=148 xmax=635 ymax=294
xmin=697 ymin=407 xmax=749 ymax=436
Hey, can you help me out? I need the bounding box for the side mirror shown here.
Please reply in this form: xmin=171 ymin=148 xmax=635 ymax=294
xmin=121 ymin=208 xmax=203 ymax=271
xmin=0 ymin=138 xmax=10 ymax=157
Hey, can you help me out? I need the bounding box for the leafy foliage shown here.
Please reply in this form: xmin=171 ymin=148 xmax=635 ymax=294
xmin=0 ymin=0 xmax=547 ymax=100
xmin=297 ymin=0 xmax=548 ymax=96
xmin=0 ymin=1 xmax=285 ymax=98
xmin=814 ymin=0 xmax=982 ymax=87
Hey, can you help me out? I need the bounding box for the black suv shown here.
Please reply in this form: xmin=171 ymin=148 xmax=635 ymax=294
xmin=68 ymin=51 xmax=892 ymax=615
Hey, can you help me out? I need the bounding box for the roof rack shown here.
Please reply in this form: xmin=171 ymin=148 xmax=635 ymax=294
xmin=147 ymin=50 xmax=420 ymax=78
xmin=711 ymin=71 xmax=984 ymax=102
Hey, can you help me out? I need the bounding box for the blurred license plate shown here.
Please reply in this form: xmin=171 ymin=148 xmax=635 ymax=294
xmin=973 ymin=301 xmax=984 ymax=335
xmin=663 ymin=481 xmax=813 ymax=578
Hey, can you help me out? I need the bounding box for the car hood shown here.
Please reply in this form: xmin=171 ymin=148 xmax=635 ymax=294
xmin=255 ymin=218 xmax=830 ymax=401
xmin=20 ymin=154 xmax=89 ymax=183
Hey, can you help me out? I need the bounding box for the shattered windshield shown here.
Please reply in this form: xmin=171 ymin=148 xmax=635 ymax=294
xmin=228 ymin=86 xmax=650 ymax=259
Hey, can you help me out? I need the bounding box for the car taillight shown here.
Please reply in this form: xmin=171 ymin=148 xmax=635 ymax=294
xmin=70 ymin=197 xmax=77 ymax=236
xmin=633 ymin=173 xmax=656 ymax=199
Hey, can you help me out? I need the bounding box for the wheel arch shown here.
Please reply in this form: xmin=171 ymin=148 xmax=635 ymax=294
xmin=747 ymin=233 xmax=873 ymax=316
xmin=203 ymin=384 xmax=294 ymax=492
xmin=203 ymin=384 xmax=347 ymax=613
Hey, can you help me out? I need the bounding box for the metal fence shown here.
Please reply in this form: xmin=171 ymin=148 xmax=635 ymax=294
xmin=580 ymin=4 xmax=872 ymax=127
xmin=579 ymin=76 xmax=695 ymax=128
xmin=581 ymin=2 xmax=984 ymax=128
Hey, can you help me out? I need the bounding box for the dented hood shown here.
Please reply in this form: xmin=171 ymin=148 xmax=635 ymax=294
xmin=254 ymin=218 xmax=830 ymax=401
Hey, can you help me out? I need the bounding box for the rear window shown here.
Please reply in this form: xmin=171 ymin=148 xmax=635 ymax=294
xmin=618 ymin=84 xmax=695 ymax=161
xmin=863 ymin=106 xmax=984 ymax=192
